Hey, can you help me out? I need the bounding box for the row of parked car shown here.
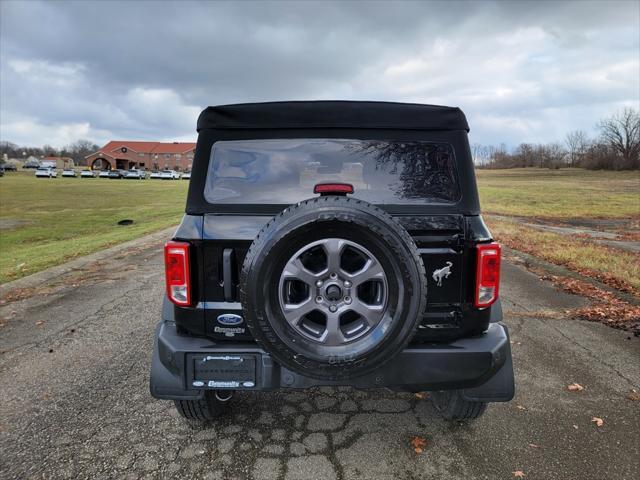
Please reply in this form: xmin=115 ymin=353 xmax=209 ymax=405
xmin=34 ymin=167 xmax=190 ymax=180
xmin=0 ymin=163 xmax=18 ymax=174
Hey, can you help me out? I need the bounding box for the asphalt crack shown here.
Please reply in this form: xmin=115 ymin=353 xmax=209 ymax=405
xmin=545 ymin=319 xmax=638 ymax=388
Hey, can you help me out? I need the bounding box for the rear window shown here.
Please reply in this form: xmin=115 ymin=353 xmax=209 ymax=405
xmin=204 ymin=138 xmax=460 ymax=205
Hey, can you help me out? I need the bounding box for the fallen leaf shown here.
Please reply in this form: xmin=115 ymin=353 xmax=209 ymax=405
xmin=513 ymin=471 xmax=526 ymax=478
xmin=35 ymin=321 xmax=44 ymax=327
xmin=516 ymin=404 xmax=526 ymax=410
xmin=572 ymin=425 xmax=579 ymax=430
xmin=528 ymin=443 xmax=539 ymax=449
xmin=414 ymin=392 xmax=425 ymax=400
xmin=410 ymin=436 xmax=427 ymax=454
xmin=567 ymin=383 xmax=584 ymax=392
xmin=626 ymin=389 xmax=640 ymax=401
xmin=591 ymin=417 xmax=604 ymax=427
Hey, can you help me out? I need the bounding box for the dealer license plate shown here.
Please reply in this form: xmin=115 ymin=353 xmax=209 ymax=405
xmin=192 ymin=354 xmax=256 ymax=389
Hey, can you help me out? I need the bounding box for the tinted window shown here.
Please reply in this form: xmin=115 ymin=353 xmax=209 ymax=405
xmin=204 ymin=139 xmax=460 ymax=205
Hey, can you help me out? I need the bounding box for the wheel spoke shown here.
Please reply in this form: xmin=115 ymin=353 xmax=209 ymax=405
xmin=348 ymin=299 xmax=385 ymax=326
xmin=322 ymin=312 xmax=346 ymax=345
xmin=282 ymin=258 xmax=320 ymax=286
xmin=281 ymin=297 xmax=316 ymax=325
xmin=322 ymin=238 xmax=345 ymax=273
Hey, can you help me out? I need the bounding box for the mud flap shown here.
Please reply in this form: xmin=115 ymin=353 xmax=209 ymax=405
xmin=149 ymin=324 xmax=204 ymax=400
xmin=461 ymin=323 xmax=514 ymax=402
xmin=489 ymin=300 xmax=503 ymax=323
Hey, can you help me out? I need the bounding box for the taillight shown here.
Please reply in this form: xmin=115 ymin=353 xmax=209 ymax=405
xmin=164 ymin=241 xmax=191 ymax=306
xmin=475 ymin=242 xmax=501 ymax=308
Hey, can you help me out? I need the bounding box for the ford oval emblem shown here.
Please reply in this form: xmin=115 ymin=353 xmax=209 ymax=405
xmin=217 ymin=313 xmax=243 ymax=326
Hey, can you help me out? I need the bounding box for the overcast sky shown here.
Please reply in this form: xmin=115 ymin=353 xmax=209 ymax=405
xmin=1 ymin=0 xmax=638 ymax=149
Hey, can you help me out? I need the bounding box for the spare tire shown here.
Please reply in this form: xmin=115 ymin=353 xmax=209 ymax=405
xmin=240 ymin=196 xmax=427 ymax=380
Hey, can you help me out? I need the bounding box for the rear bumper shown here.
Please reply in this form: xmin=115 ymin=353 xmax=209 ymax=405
xmin=150 ymin=321 xmax=514 ymax=402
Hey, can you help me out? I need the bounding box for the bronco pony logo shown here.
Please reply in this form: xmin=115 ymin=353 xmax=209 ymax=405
xmin=432 ymin=262 xmax=453 ymax=287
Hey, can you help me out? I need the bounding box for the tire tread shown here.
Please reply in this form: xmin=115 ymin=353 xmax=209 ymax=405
xmin=173 ymin=392 xmax=227 ymax=423
xmin=432 ymin=390 xmax=487 ymax=421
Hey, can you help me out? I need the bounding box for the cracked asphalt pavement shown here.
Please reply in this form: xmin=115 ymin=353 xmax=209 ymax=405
xmin=1 ymin=235 xmax=638 ymax=479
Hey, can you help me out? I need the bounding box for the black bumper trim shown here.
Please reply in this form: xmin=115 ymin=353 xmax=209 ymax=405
xmin=150 ymin=322 xmax=514 ymax=401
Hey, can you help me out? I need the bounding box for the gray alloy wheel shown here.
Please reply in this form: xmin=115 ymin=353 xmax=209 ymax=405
xmin=278 ymin=238 xmax=389 ymax=346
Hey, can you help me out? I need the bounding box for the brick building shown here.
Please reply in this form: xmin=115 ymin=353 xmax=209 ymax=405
xmin=85 ymin=141 xmax=196 ymax=171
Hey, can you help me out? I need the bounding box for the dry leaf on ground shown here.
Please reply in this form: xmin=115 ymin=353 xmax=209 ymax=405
xmin=410 ymin=436 xmax=427 ymax=454
xmin=626 ymin=389 xmax=640 ymax=401
xmin=591 ymin=417 xmax=604 ymax=427
xmin=513 ymin=470 xmax=526 ymax=478
xmin=567 ymin=383 xmax=584 ymax=392
xmin=528 ymin=443 xmax=539 ymax=449
xmin=516 ymin=404 xmax=526 ymax=410
xmin=35 ymin=321 xmax=44 ymax=326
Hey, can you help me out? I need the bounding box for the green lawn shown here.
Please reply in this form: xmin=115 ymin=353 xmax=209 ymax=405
xmin=0 ymin=173 xmax=187 ymax=283
xmin=476 ymin=168 xmax=640 ymax=219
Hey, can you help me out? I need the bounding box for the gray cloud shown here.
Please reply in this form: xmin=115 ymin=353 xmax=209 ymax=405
xmin=1 ymin=0 xmax=638 ymax=147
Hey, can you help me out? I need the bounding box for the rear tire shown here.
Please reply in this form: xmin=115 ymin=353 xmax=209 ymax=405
xmin=431 ymin=390 xmax=487 ymax=421
xmin=173 ymin=391 xmax=232 ymax=425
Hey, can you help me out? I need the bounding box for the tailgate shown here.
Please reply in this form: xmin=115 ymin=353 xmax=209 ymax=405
xmin=192 ymin=213 xmax=471 ymax=342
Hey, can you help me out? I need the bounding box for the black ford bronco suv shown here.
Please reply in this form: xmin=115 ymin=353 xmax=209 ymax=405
xmin=150 ymin=101 xmax=514 ymax=423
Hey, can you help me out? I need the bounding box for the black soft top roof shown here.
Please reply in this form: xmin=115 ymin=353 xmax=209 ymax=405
xmin=197 ymin=101 xmax=469 ymax=132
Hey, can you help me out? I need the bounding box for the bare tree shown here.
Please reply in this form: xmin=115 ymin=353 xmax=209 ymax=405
xmin=597 ymin=108 xmax=640 ymax=169
xmin=471 ymin=143 xmax=485 ymax=166
xmin=582 ymin=142 xmax=616 ymax=170
xmin=514 ymin=143 xmax=536 ymax=167
xmin=41 ymin=144 xmax=59 ymax=157
xmin=63 ymin=139 xmax=100 ymax=166
xmin=540 ymin=143 xmax=566 ymax=169
xmin=565 ymin=130 xmax=588 ymax=167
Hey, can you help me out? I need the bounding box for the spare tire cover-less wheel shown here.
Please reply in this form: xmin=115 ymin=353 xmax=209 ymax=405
xmin=240 ymin=196 xmax=427 ymax=380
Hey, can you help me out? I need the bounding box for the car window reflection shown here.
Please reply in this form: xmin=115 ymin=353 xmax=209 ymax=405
xmin=205 ymin=139 xmax=460 ymax=204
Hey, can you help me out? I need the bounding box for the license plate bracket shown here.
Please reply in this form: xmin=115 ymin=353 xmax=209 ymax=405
xmin=191 ymin=354 xmax=256 ymax=389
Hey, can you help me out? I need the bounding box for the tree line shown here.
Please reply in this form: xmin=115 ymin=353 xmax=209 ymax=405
xmin=0 ymin=139 xmax=99 ymax=166
xmin=473 ymin=108 xmax=639 ymax=170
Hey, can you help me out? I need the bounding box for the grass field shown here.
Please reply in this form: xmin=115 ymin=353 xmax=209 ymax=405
xmin=0 ymin=173 xmax=187 ymax=283
xmin=476 ymin=168 xmax=640 ymax=219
